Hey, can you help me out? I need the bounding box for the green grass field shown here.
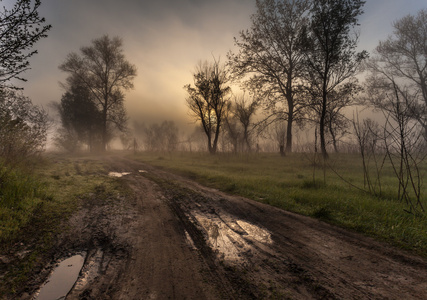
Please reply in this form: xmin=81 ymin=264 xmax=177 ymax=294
xmin=0 ymin=154 xmax=123 ymax=296
xmin=0 ymin=150 xmax=425 ymax=285
xmin=132 ymin=151 xmax=427 ymax=256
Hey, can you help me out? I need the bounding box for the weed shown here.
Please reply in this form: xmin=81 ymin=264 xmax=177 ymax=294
xmin=312 ymin=206 xmax=333 ymax=221
xmin=301 ymin=180 xmax=325 ymax=189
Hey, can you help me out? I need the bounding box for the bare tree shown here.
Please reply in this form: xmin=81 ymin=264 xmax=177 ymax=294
xmin=224 ymin=94 xmax=258 ymax=153
xmin=303 ymin=0 xmax=367 ymax=159
xmin=352 ymin=114 xmax=384 ymax=196
xmin=308 ymin=81 xmax=360 ymax=152
xmin=184 ymin=59 xmax=231 ymax=154
xmin=141 ymin=121 xmax=179 ymax=152
xmin=224 ymin=102 xmax=241 ymax=153
xmin=364 ymin=75 xmax=426 ymax=214
xmin=0 ymin=0 xmax=51 ymax=88
xmin=270 ymin=120 xmax=287 ymax=156
xmin=228 ymin=0 xmax=311 ymax=153
xmin=59 ymin=35 xmax=137 ymax=152
xmin=235 ymin=94 xmax=258 ymax=152
xmin=367 ymin=9 xmax=427 ymax=139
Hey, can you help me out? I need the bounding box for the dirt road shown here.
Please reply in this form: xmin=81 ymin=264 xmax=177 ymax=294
xmin=29 ymin=156 xmax=427 ymax=299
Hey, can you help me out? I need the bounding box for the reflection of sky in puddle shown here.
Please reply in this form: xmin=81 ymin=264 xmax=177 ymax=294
xmin=236 ymin=220 xmax=273 ymax=244
xmin=108 ymin=172 xmax=131 ymax=177
xmin=72 ymin=249 xmax=103 ymax=293
xmin=36 ymin=253 xmax=85 ymax=300
xmin=193 ymin=213 xmax=272 ymax=263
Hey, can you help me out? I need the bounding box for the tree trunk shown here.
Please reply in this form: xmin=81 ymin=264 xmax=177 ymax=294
xmin=102 ymin=108 xmax=108 ymax=152
xmin=286 ymin=117 xmax=292 ymax=153
xmin=329 ymin=122 xmax=339 ymax=153
xmin=320 ymin=86 xmax=329 ymax=160
xmin=207 ymin=134 xmax=214 ymax=154
xmin=211 ymin=119 xmax=221 ymax=155
xmin=285 ymin=94 xmax=294 ymax=153
xmin=280 ymin=145 xmax=285 ymax=157
xmin=244 ymin=127 xmax=251 ymax=152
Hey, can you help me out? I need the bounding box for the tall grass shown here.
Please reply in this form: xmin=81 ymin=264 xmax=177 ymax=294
xmin=0 ymin=163 xmax=50 ymax=242
xmin=0 ymin=154 xmax=124 ymax=297
xmin=133 ymin=152 xmax=427 ymax=255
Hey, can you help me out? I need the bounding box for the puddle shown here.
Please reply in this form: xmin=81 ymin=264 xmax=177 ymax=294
xmin=193 ymin=213 xmax=272 ymax=263
xmin=35 ymin=253 xmax=86 ymax=300
xmin=138 ymin=170 xmax=147 ymax=173
xmin=108 ymin=172 xmax=131 ymax=177
xmin=70 ymin=249 xmax=104 ymax=295
xmin=236 ymin=220 xmax=272 ymax=244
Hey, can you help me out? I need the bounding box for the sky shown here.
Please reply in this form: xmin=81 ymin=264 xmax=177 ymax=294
xmin=10 ymin=0 xmax=427 ymax=131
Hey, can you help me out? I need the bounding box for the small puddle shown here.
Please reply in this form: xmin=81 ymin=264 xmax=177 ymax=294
xmin=236 ymin=220 xmax=273 ymax=244
xmin=138 ymin=170 xmax=147 ymax=173
xmin=35 ymin=253 xmax=86 ymax=300
xmin=193 ymin=213 xmax=272 ymax=263
xmin=70 ymin=249 xmax=104 ymax=295
xmin=108 ymin=172 xmax=131 ymax=177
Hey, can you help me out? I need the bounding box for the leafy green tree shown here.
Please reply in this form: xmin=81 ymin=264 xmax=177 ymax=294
xmin=0 ymin=0 xmax=51 ymax=88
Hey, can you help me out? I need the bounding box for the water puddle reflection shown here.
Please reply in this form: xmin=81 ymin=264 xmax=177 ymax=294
xmin=35 ymin=253 xmax=85 ymax=300
xmin=236 ymin=220 xmax=273 ymax=244
xmin=193 ymin=213 xmax=272 ymax=263
xmin=108 ymin=172 xmax=131 ymax=177
xmin=70 ymin=248 xmax=103 ymax=295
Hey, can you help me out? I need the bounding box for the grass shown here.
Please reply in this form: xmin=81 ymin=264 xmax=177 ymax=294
xmin=0 ymin=154 xmax=124 ymax=297
xmin=132 ymin=151 xmax=427 ymax=256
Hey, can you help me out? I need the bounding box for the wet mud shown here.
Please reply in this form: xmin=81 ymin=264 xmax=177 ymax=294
xmin=8 ymin=156 xmax=427 ymax=299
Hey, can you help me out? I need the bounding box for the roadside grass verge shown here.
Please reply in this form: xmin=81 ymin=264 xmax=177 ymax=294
xmin=0 ymin=153 xmax=123 ymax=297
xmin=132 ymin=151 xmax=427 ymax=256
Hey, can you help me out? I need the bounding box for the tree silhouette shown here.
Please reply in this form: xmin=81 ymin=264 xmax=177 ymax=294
xmin=228 ymin=0 xmax=310 ymax=153
xmin=185 ymin=60 xmax=231 ymax=154
xmin=303 ymin=0 xmax=367 ymax=159
xmin=0 ymin=0 xmax=51 ymax=88
xmin=59 ymin=35 xmax=137 ymax=152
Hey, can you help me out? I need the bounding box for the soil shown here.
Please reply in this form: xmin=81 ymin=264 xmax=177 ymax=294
xmin=9 ymin=156 xmax=427 ymax=299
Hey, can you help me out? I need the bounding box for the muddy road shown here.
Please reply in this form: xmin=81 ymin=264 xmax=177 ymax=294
xmin=28 ymin=156 xmax=427 ymax=299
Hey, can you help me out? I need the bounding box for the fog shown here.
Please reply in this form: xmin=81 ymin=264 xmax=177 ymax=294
xmin=16 ymin=0 xmax=426 ymax=129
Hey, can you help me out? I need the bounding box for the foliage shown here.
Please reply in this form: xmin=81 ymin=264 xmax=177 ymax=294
xmin=184 ymin=59 xmax=231 ymax=154
xmin=59 ymin=35 xmax=137 ymax=151
xmin=0 ymin=89 xmax=49 ymax=165
xmin=0 ymin=0 xmax=51 ymax=88
xmin=53 ymin=78 xmax=103 ymax=152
